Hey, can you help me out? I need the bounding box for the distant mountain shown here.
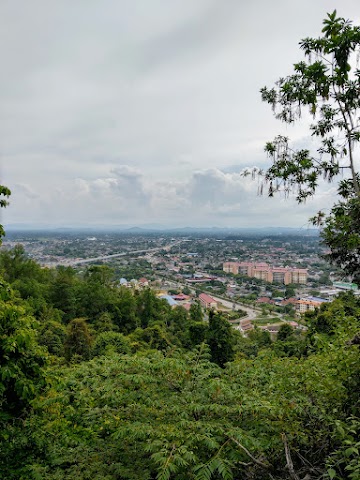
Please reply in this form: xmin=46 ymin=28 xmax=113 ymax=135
xmin=5 ymin=223 xmax=319 ymax=236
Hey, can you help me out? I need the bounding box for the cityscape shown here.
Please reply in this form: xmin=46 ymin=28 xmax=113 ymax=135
xmin=3 ymin=227 xmax=358 ymax=335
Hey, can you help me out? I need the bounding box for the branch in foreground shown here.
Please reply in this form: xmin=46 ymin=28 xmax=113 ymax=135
xmin=229 ymin=436 xmax=272 ymax=470
xmin=282 ymin=433 xmax=311 ymax=480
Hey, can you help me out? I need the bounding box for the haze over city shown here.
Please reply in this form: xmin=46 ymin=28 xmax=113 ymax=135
xmin=1 ymin=0 xmax=359 ymax=228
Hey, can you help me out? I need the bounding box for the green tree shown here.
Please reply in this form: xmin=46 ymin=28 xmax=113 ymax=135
xmin=189 ymin=300 xmax=203 ymax=322
xmin=50 ymin=266 xmax=78 ymax=322
xmin=85 ymin=264 xmax=114 ymax=286
xmin=277 ymin=323 xmax=294 ymax=341
xmin=136 ymin=289 xmax=170 ymax=328
xmin=0 ymin=244 xmax=43 ymax=284
xmin=0 ymin=281 xmax=47 ymax=416
xmin=92 ymin=331 xmax=131 ymax=356
xmin=39 ymin=319 xmax=67 ymax=356
xmin=259 ymin=11 xmax=360 ymax=282
xmin=182 ymin=285 xmax=191 ymax=295
xmin=207 ymin=311 xmax=235 ymax=367
xmin=64 ymin=318 xmax=92 ymax=361
xmin=285 ymin=284 xmax=296 ymax=298
xmin=112 ymin=287 xmax=139 ymax=332
xmin=188 ymin=321 xmax=208 ymax=347
xmin=0 ymin=185 xmax=11 ymax=241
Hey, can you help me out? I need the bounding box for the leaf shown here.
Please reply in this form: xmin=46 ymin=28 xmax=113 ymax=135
xmin=328 ymin=468 xmax=337 ymax=479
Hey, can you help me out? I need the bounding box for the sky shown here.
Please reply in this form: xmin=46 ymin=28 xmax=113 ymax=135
xmin=1 ymin=0 xmax=359 ymax=229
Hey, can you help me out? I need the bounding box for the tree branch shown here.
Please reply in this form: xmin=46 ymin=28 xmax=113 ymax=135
xmin=229 ymin=437 xmax=272 ymax=469
xmin=281 ymin=433 xmax=310 ymax=480
xmin=334 ymin=85 xmax=360 ymax=196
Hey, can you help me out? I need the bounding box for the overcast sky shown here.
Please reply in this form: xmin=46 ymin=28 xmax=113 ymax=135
xmin=1 ymin=0 xmax=359 ymax=228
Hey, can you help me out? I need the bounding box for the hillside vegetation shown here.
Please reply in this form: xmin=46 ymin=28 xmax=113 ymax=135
xmin=0 ymin=246 xmax=359 ymax=480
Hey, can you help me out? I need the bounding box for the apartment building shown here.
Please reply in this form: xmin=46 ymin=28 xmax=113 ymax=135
xmin=223 ymin=262 xmax=239 ymax=274
xmin=223 ymin=262 xmax=308 ymax=284
xmin=253 ymin=264 xmax=273 ymax=282
xmin=290 ymin=269 xmax=308 ymax=284
xmin=296 ymin=296 xmax=329 ymax=314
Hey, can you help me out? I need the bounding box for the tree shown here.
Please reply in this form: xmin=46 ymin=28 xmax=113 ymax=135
xmin=92 ymin=331 xmax=131 ymax=357
xmin=136 ymin=288 xmax=170 ymax=328
xmin=182 ymin=285 xmax=191 ymax=295
xmin=0 ymin=280 xmax=47 ymax=416
xmin=64 ymin=318 xmax=92 ymax=361
xmin=50 ymin=266 xmax=78 ymax=322
xmin=285 ymin=284 xmax=296 ymax=298
xmin=277 ymin=323 xmax=294 ymax=341
xmin=207 ymin=310 xmax=235 ymax=367
xmin=189 ymin=300 xmax=203 ymax=322
xmin=259 ymin=11 xmax=360 ymax=282
xmin=0 ymin=185 xmax=11 ymax=242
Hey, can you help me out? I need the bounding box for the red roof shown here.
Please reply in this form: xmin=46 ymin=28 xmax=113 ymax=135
xmin=199 ymin=293 xmax=216 ymax=304
xmin=172 ymin=293 xmax=190 ymax=301
xmin=256 ymin=297 xmax=273 ymax=304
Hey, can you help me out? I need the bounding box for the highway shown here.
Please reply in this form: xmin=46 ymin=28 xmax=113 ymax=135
xmin=70 ymin=247 xmax=161 ymax=265
xmin=62 ymin=240 xmax=182 ymax=266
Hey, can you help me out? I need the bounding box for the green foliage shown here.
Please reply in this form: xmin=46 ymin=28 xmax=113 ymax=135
xmin=136 ymin=288 xmax=170 ymax=328
xmin=39 ymin=319 xmax=67 ymax=356
xmin=319 ymin=196 xmax=360 ymax=284
xmin=0 ymin=248 xmax=358 ymax=479
xmin=188 ymin=321 xmax=208 ymax=347
xmin=50 ymin=267 xmax=78 ymax=322
xmin=236 ymin=327 xmax=272 ymax=358
xmin=260 ymin=11 xmax=360 ymax=279
xmin=306 ymin=292 xmax=360 ymax=343
xmin=0 ymin=280 xmax=47 ymax=417
xmin=112 ymin=287 xmax=139 ymax=333
xmin=129 ymin=325 xmax=172 ymax=351
xmin=325 ymin=417 xmax=360 ymax=480
xmin=15 ymin=315 xmax=359 ymax=480
xmin=182 ymin=286 xmax=191 ymax=295
xmin=207 ymin=311 xmax=235 ymax=367
xmin=0 ymin=244 xmax=44 ymax=284
xmin=285 ymin=284 xmax=296 ymax=298
xmin=64 ymin=318 xmax=92 ymax=361
xmin=277 ymin=323 xmax=294 ymax=341
xmin=92 ymin=331 xmax=131 ymax=356
xmin=0 ymin=185 xmax=11 ymax=242
xmin=190 ymin=300 xmax=203 ymax=322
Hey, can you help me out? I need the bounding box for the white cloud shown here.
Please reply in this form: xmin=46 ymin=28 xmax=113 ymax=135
xmin=1 ymin=0 xmax=359 ymax=227
xmin=3 ymin=166 xmax=337 ymax=228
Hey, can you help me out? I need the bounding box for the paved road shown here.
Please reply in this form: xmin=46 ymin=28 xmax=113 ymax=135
xmin=210 ymin=294 xmax=285 ymax=323
xmin=65 ymin=240 xmax=182 ymax=266
xmin=70 ymin=247 xmax=160 ymax=265
xmin=209 ymin=295 xmax=259 ymax=320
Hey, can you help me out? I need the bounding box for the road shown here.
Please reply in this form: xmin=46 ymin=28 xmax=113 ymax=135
xmin=70 ymin=247 xmax=161 ymax=266
xmin=64 ymin=240 xmax=182 ymax=266
xmin=64 ymin=248 xmax=285 ymax=325
xmin=210 ymin=294 xmax=285 ymax=324
xmin=159 ymin=280 xmax=263 ymax=321
xmin=209 ymin=295 xmax=259 ymax=320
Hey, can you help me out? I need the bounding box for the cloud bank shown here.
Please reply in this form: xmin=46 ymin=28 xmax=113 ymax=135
xmin=1 ymin=0 xmax=358 ymax=227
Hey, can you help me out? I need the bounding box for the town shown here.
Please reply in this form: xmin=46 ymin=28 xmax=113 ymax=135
xmin=2 ymin=228 xmax=358 ymax=336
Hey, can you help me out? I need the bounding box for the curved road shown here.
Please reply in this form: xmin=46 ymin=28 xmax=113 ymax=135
xmin=209 ymin=295 xmax=259 ymax=320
